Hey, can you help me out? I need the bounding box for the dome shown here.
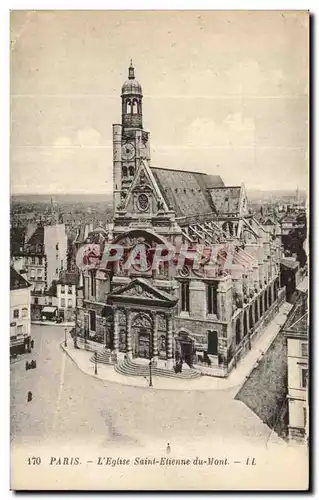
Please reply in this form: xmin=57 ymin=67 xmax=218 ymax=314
xmin=121 ymin=61 xmax=142 ymax=96
xmin=121 ymin=79 xmax=142 ymax=96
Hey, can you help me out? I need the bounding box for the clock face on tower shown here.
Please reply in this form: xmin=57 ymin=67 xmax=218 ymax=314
xmin=122 ymin=142 xmax=135 ymax=161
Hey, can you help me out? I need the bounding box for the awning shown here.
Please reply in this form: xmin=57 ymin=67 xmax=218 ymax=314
xmin=42 ymin=306 xmax=57 ymax=314
xmin=280 ymin=258 xmax=299 ymax=270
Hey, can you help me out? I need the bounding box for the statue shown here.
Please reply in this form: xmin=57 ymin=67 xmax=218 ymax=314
xmin=157 ymin=200 xmax=164 ymax=211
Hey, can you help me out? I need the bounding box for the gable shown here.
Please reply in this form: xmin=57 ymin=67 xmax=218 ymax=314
xmin=208 ymin=186 xmax=241 ymax=214
xmin=108 ymin=278 xmax=177 ymax=307
xmin=121 ymin=160 xmax=169 ymax=215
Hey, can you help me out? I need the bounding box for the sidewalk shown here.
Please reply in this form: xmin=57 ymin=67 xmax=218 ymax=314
xmin=61 ymin=301 xmax=292 ymax=392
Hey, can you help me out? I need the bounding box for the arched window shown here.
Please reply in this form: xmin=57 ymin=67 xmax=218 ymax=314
xmin=207 ymin=330 xmax=218 ymax=355
xmin=122 ymin=165 xmax=128 ymax=177
xmin=269 ymin=287 xmax=272 ymax=307
xmin=235 ymin=318 xmax=241 ymax=345
xmin=254 ymin=300 xmax=258 ymax=323
xmin=224 ymin=197 xmax=230 ymax=212
xmin=207 ymin=284 xmax=218 ymax=315
xmin=259 ymin=295 xmax=263 ymax=316
xmin=243 ymin=310 xmax=248 ymax=336
xmin=264 ymin=290 xmax=268 ymax=312
xmin=129 ymin=166 xmax=135 ymax=177
xmin=132 ymin=99 xmax=138 ymax=114
xmin=125 ymin=98 xmax=131 ymax=114
xmin=181 ymin=282 xmax=190 ymax=312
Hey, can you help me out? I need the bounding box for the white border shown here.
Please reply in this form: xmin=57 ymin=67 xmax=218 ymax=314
xmin=2 ymin=3 xmax=315 ymax=498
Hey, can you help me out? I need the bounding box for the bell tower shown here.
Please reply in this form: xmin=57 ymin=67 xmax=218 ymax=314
xmin=112 ymin=62 xmax=151 ymax=213
xmin=121 ymin=60 xmax=143 ymax=129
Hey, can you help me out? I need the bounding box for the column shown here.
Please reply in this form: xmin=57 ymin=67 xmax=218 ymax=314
xmin=166 ymin=314 xmax=173 ymax=369
xmin=113 ymin=308 xmax=119 ymax=354
xmin=126 ymin=309 xmax=132 ymax=359
xmin=152 ymin=312 xmax=158 ymax=363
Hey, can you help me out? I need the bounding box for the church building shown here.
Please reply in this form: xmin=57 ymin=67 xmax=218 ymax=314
xmin=76 ymin=62 xmax=285 ymax=378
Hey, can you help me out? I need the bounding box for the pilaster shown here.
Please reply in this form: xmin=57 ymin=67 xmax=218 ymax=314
xmin=113 ymin=308 xmax=120 ymax=354
xmin=166 ymin=314 xmax=173 ymax=369
xmin=126 ymin=309 xmax=132 ymax=359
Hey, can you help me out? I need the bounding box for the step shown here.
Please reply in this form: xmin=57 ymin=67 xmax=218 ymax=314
xmin=115 ymin=359 xmax=201 ymax=380
xmin=89 ymin=350 xmax=113 ymax=365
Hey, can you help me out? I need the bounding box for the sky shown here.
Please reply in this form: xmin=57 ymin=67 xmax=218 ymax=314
xmin=10 ymin=10 xmax=309 ymax=194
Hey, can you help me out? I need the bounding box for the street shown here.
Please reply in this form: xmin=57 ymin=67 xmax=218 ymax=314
xmin=11 ymin=324 xmax=279 ymax=451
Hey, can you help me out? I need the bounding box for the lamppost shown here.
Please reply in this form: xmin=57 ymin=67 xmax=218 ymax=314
xmin=74 ymin=304 xmax=78 ymax=349
xmin=64 ymin=327 xmax=67 ymax=348
xmin=94 ymin=351 xmax=98 ymax=375
xmin=149 ymin=358 xmax=153 ymax=387
xmin=149 ymin=332 xmax=153 ymax=387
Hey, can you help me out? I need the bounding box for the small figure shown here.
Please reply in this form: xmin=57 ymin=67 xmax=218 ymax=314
xmin=166 ymin=442 xmax=171 ymax=455
xmin=27 ymin=391 xmax=32 ymax=402
xmin=31 ymin=339 xmax=34 ymax=349
xmin=25 ymin=361 xmax=29 ymax=371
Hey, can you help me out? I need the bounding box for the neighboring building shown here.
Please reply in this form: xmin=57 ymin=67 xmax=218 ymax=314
xmin=10 ymin=266 xmax=32 ymax=354
xmin=11 ymin=223 xmax=68 ymax=318
xmin=282 ymin=285 xmax=308 ymax=443
xmin=76 ymin=62 xmax=285 ymax=378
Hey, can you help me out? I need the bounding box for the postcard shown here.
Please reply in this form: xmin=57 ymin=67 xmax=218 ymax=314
xmin=10 ymin=10 xmax=309 ymax=490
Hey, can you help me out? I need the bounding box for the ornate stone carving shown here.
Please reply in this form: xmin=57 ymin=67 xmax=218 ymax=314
xmin=157 ymin=200 xmax=165 ymax=211
xmin=122 ymin=284 xmax=154 ymax=299
xmin=178 ymin=265 xmax=190 ymax=278
xmin=118 ymin=310 xmax=126 ymax=325
xmin=132 ymin=312 xmax=153 ymax=328
xmin=157 ymin=314 xmax=167 ymax=331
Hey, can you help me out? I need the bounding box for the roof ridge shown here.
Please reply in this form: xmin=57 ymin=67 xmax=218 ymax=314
xmin=150 ymin=166 xmax=210 ymax=176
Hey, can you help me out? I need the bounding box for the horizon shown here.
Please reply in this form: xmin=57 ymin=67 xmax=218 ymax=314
xmin=11 ymin=187 xmax=307 ymax=197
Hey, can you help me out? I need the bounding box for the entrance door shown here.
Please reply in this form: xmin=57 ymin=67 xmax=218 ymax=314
xmin=138 ymin=330 xmax=150 ymax=358
xmin=181 ymin=341 xmax=193 ymax=367
xmin=131 ymin=313 xmax=153 ymax=359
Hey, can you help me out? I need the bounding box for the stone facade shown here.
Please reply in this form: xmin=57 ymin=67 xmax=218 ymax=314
xmin=75 ymin=63 xmax=284 ymax=378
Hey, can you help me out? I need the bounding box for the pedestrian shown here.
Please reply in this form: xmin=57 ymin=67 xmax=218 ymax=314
xmin=25 ymin=361 xmax=29 ymax=371
xmin=27 ymin=391 xmax=32 ymax=402
xmin=31 ymin=339 xmax=34 ymax=349
xmin=166 ymin=442 xmax=171 ymax=455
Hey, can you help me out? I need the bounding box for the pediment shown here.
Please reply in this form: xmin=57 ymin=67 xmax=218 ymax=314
xmin=108 ymin=278 xmax=177 ymax=306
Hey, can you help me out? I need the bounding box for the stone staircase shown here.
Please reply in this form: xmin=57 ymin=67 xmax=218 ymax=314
xmin=115 ymin=358 xmax=201 ymax=380
xmin=89 ymin=349 xmax=113 ymax=365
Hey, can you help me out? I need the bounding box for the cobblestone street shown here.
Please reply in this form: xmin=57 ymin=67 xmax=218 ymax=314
xmin=11 ymin=324 xmax=285 ymax=452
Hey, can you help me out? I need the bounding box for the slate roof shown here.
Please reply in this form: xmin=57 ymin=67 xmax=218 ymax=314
xmin=27 ymin=226 xmax=44 ymax=246
xmin=208 ymin=186 xmax=241 ymax=214
xmin=45 ymin=280 xmax=57 ymax=296
xmin=10 ymin=227 xmax=26 ymax=254
xmin=57 ymin=272 xmax=79 ymax=286
xmin=150 ymin=167 xmax=224 ymax=218
xmin=10 ymin=266 xmax=31 ymax=290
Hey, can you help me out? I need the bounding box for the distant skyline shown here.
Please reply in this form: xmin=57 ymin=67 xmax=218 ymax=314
xmin=10 ymin=11 xmax=309 ymax=194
